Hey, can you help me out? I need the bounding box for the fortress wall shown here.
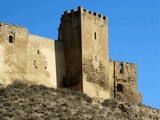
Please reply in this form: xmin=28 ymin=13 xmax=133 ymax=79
xmin=110 ymin=60 xmax=142 ymax=103
xmin=0 ymin=23 xmax=28 ymax=85
xmin=59 ymin=10 xmax=83 ymax=90
xmin=0 ymin=23 xmax=4 ymax=73
xmin=0 ymin=45 xmax=5 ymax=85
xmin=55 ymin=41 xmax=65 ymax=87
xmin=0 ymin=6 xmax=142 ymax=103
xmin=27 ymin=35 xmax=57 ymax=88
xmin=81 ymin=8 xmax=110 ymax=99
xmin=109 ymin=60 xmax=115 ymax=99
xmin=0 ymin=23 xmax=65 ymax=88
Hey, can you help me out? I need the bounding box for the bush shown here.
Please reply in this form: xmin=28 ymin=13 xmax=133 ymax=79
xmin=0 ymin=81 xmax=158 ymax=120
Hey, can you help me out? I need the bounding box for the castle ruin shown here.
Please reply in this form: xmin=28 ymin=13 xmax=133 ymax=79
xmin=0 ymin=6 xmax=142 ymax=103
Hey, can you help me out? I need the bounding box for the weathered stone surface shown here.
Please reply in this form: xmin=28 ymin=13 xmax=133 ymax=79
xmin=59 ymin=10 xmax=83 ymax=91
xmin=0 ymin=22 xmax=64 ymax=88
xmin=0 ymin=6 xmax=142 ymax=103
xmin=109 ymin=60 xmax=142 ymax=103
xmin=81 ymin=8 xmax=110 ymax=99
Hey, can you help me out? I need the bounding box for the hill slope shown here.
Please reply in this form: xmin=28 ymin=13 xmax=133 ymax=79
xmin=0 ymin=82 xmax=159 ymax=120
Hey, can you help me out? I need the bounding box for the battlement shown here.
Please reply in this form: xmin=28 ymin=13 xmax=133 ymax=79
xmin=63 ymin=6 xmax=83 ymax=15
xmin=61 ymin=6 xmax=107 ymax=22
xmin=83 ymin=9 xmax=107 ymax=20
xmin=0 ymin=6 xmax=141 ymax=103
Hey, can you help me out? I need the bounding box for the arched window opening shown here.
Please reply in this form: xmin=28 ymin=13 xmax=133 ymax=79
xmin=117 ymin=84 xmax=123 ymax=93
xmin=9 ymin=35 xmax=14 ymax=43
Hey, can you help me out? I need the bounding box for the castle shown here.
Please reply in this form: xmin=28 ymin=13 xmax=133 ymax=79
xmin=0 ymin=6 xmax=142 ymax=103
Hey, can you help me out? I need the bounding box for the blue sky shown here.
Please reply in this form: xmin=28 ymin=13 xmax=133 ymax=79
xmin=0 ymin=0 xmax=159 ymax=109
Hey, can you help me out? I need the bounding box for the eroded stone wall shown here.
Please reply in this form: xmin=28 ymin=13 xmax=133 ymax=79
xmin=55 ymin=41 xmax=66 ymax=87
xmin=26 ymin=35 xmax=57 ymax=87
xmin=0 ymin=22 xmax=65 ymax=88
xmin=81 ymin=8 xmax=110 ymax=99
xmin=0 ymin=22 xmax=28 ymax=85
xmin=0 ymin=6 xmax=142 ymax=102
xmin=59 ymin=10 xmax=82 ymax=90
xmin=109 ymin=60 xmax=142 ymax=103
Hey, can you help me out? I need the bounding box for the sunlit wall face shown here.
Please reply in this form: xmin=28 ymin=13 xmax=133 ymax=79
xmin=0 ymin=0 xmax=159 ymax=109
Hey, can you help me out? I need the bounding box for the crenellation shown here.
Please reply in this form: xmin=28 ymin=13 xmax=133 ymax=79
xmin=81 ymin=9 xmax=108 ymax=23
xmin=98 ymin=14 xmax=102 ymax=18
xmin=78 ymin=6 xmax=83 ymax=13
xmin=103 ymin=16 xmax=107 ymax=20
xmin=64 ymin=10 xmax=70 ymax=14
xmin=62 ymin=9 xmax=80 ymax=22
xmin=93 ymin=12 xmax=98 ymax=17
xmin=0 ymin=6 xmax=142 ymax=103
xmin=71 ymin=9 xmax=76 ymax=13
xmin=83 ymin=9 xmax=89 ymax=14
xmin=89 ymin=11 xmax=93 ymax=15
xmin=63 ymin=6 xmax=83 ymax=17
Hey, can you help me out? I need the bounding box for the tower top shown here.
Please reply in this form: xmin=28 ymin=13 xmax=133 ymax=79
xmin=62 ymin=6 xmax=107 ymax=21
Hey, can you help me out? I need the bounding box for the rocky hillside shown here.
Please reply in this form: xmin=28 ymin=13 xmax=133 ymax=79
xmin=0 ymin=82 xmax=159 ymax=120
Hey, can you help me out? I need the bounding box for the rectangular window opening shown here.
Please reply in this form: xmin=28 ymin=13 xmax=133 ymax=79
xmin=37 ymin=50 xmax=40 ymax=54
xmin=94 ymin=32 xmax=96 ymax=39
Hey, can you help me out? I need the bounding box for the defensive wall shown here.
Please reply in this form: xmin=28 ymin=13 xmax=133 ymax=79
xmin=0 ymin=6 xmax=142 ymax=103
xmin=0 ymin=22 xmax=65 ymax=88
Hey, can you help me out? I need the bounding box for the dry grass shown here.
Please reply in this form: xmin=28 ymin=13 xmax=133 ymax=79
xmin=0 ymin=81 xmax=159 ymax=120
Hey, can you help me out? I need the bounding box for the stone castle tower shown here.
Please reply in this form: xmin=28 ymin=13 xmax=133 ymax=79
xmin=0 ymin=6 xmax=142 ymax=103
xmin=59 ymin=7 xmax=110 ymax=98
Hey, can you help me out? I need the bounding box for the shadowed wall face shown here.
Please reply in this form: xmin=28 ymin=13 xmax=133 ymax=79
xmin=58 ymin=10 xmax=82 ymax=90
xmin=55 ymin=41 xmax=65 ymax=87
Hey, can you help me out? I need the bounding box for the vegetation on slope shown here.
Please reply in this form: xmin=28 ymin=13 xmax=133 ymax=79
xmin=0 ymin=82 xmax=159 ymax=120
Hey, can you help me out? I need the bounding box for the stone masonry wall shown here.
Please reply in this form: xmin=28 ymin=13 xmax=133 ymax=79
xmin=109 ymin=60 xmax=142 ymax=103
xmin=26 ymin=35 xmax=57 ymax=88
xmin=0 ymin=22 xmax=65 ymax=88
xmin=0 ymin=6 xmax=143 ymax=103
xmin=0 ymin=22 xmax=28 ymax=85
xmin=81 ymin=7 xmax=110 ymax=99
xmin=55 ymin=41 xmax=66 ymax=87
xmin=59 ymin=10 xmax=82 ymax=90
